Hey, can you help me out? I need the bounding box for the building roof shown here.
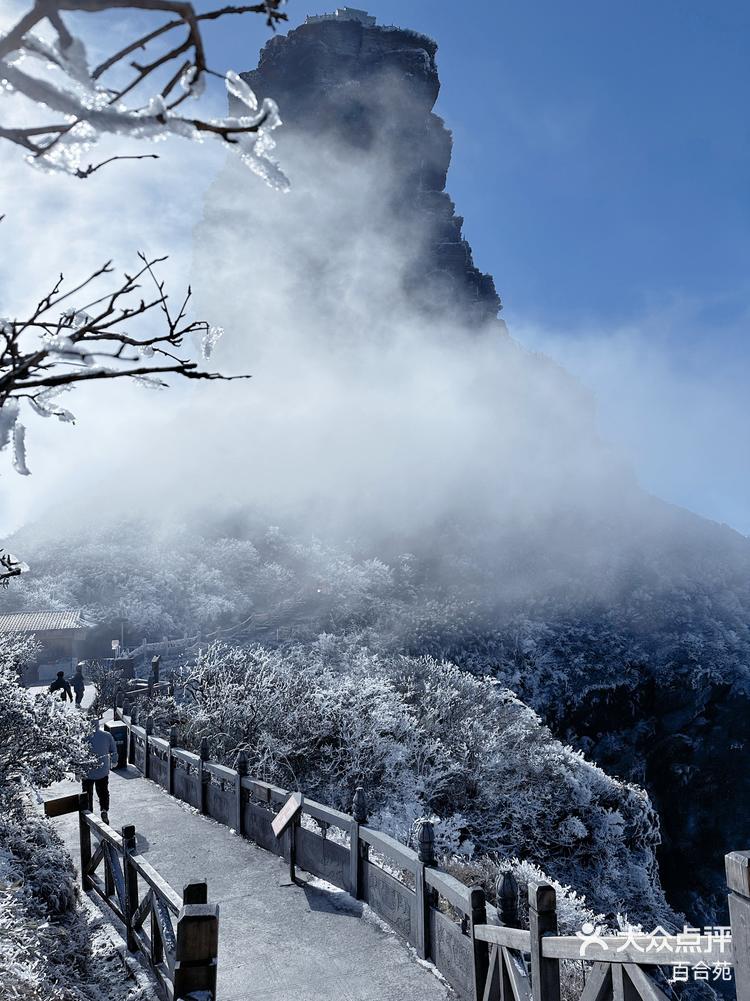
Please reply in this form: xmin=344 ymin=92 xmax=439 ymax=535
xmin=0 ymin=610 xmax=94 ymax=633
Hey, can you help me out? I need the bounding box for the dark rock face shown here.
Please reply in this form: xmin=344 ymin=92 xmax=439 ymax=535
xmin=194 ymin=12 xmax=750 ymax=929
xmin=550 ymin=647 xmax=750 ymax=925
xmin=240 ymin=16 xmax=503 ymax=329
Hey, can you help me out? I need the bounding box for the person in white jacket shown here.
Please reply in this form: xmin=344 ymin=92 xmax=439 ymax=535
xmin=82 ymin=717 xmax=117 ymax=824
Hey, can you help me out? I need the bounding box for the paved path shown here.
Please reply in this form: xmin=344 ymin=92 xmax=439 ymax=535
xmin=30 ymin=681 xmax=97 ymax=709
xmin=45 ymin=767 xmax=452 ymax=1001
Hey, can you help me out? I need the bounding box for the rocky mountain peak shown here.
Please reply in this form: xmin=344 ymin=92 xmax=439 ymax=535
xmin=238 ymin=12 xmax=503 ymax=328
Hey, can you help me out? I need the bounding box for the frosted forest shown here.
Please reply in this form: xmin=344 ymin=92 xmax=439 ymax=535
xmin=1 ymin=3 xmax=747 ymax=1000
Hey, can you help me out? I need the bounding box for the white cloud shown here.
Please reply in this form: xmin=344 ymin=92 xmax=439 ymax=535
xmin=1 ymin=28 xmax=746 ymax=554
xmin=517 ymin=307 xmax=750 ymax=535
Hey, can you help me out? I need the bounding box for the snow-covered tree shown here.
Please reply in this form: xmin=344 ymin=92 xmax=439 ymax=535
xmin=0 ymin=1 xmax=291 ymax=574
xmin=0 ymin=0 xmax=292 ymax=478
xmin=0 ymin=633 xmax=92 ymax=814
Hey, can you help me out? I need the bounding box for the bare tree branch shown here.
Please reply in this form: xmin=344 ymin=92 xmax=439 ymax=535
xmin=0 ymin=253 xmax=249 ymax=476
xmin=0 ymin=0 xmax=288 ymax=183
xmin=74 ymin=152 xmax=159 ymax=177
xmin=0 ymin=551 xmax=26 ymax=587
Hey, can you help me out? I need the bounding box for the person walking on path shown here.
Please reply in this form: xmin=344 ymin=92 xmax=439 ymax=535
xmin=82 ymin=717 xmax=117 ymax=824
xmin=71 ymin=663 xmax=85 ymax=708
xmin=48 ymin=670 xmax=72 ymax=702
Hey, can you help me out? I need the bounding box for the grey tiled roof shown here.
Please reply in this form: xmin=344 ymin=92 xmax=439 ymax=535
xmin=0 ymin=610 xmax=94 ymax=633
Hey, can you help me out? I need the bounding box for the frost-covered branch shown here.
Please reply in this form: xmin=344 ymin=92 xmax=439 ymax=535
xmin=0 ymin=252 xmax=248 ymax=475
xmin=0 ymin=550 xmax=28 ymax=585
xmin=0 ymin=0 xmax=288 ymax=184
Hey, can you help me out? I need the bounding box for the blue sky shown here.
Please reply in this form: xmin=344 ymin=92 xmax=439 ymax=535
xmin=200 ymin=1 xmax=750 ymax=534
xmin=211 ymin=1 xmax=749 ymax=329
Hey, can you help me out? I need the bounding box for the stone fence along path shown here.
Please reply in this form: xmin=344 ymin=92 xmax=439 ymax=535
xmin=46 ymin=765 xmax=452 ymax=1001
xmin=45 ymin=700 xmax=750 ymax=1001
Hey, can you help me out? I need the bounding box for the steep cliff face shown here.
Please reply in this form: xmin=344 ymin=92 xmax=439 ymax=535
xmin=189 ymin=10 xmax=750 ymax=926
xmin=238 ymin=15 xmax=502 ymax=329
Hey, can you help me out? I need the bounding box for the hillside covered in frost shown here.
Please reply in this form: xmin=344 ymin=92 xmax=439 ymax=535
xmin=6 ymin=507 xmax=750 ymax=926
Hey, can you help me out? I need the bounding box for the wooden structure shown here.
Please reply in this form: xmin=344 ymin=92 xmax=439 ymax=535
xmin=113 ymin=704 xmax=748 ymax=1001
xmin=473 ymin=882 xmax=738 ymax=1001
xmin=0 ymin=609 xmax=95 ymax=682
xmin=44 ymin=792 xmax=218 ymax=1000
xmin=115 ymin=662 xmax=174 ymax=713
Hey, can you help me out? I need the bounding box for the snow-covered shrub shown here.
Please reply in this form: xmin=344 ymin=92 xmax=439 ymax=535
xmin=0 ymin=636 xmax=141 ymax=999
xmin=0 ymin=810 xmax=145 ymax=1000
xmin=153 ymin=636 xmax=672 ymax=926
xmin=88 ymin=659 xmax=123 ymax=718
xmin=1 ymin=809 xmax=78 ymax=920
xmin=446 ymin=855 xmax=606 ymax=1001
xmin=0 ymin=634 xmax=92 ymax=814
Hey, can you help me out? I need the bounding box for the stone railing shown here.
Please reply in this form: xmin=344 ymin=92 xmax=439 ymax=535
xmin=111 ymin=707 xmax=749 ymax=1001
xmin=112 ymin=705 xmax=489 ymax=997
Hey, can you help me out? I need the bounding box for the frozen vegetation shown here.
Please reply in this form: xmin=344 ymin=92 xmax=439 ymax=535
xmin=2 ymin=11 xmax=746 ymax=977
xmin=143 ymin=636 xmax=671 ymax=928
xmin=0 ymin=635 xmax=147 ymax=1000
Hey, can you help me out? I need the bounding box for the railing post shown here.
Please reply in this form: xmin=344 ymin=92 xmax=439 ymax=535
xmin=498 ymin=870 xmax=520 ymax=927
xmin=78 ymin=793 xmax=92 ymax=891
xmin=727 ymin=851 xmax=750 ymax=1001
xmin=528 ymin=882 xmax=560 ymax=1001
xmin=414 ymin=818 xmax=436 ymax=960
xmin=144 ymin=715 xmax=153 ymax=780
xmin=129 ymin=706 xmax=138 ymax=764
xmin=199 ymin=737 xmax=210 ymax=815
xmin=151 ymin=655 xmax=161 ymax=684
xmin=104 ymin=841 xmax=115 ymax=898
xmin=350 ymin=786 xmax=367 ymax=900
xmin=234 ymin=750 xmax=248 ymax=837
xmin=122 ymin=824 xmax=138 ymax=952
xmin=174 ymin=881 xmax=218 ymax=1001
xmin=113 ymin=686 xmax=121 ymax=716
xmin=477 ymin=872 xmax=521 ymax=1001
xmin=168 ymin=726 xmax=177 ymax=796
xmin=470 ymin=885 xmax=489 ymax=1001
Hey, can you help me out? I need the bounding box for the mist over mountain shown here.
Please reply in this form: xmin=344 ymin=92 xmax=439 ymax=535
xmin=5 ymin=10 xmax=749 ymax=926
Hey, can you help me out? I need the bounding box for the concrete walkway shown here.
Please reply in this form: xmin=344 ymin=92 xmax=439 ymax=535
xmin=45 ymin=766 xmax=452 ymax=1001
xmin=30 ymin=681 xmax=97 ymax=709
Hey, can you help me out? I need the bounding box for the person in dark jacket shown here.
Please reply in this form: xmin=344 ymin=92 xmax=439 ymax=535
xmin=48 ymin=671 xmax=72 ymax=702
xmin=71 ymin=663 xmax=85 ymax=707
